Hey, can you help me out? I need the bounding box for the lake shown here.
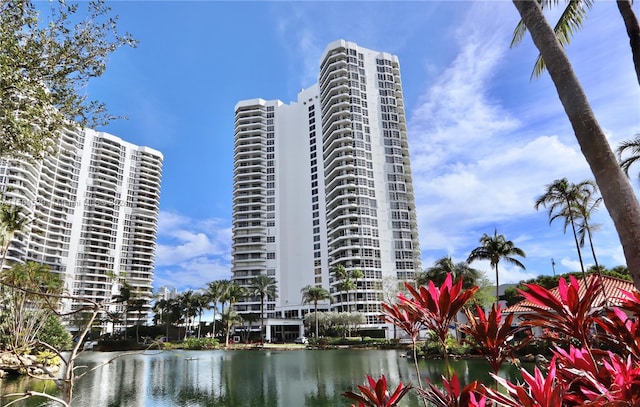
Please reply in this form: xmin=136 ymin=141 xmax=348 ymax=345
xmin=1 ymin=349 xmax=524 ymax=406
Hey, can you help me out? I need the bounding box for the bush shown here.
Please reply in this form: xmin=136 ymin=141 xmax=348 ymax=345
xmin=36 ymin=313 xmax=73 ymax=351
xmin=183 ymin=337 xmax=218 ymax=350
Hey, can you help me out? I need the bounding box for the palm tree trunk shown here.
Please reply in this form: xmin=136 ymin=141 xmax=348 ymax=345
xmin=566 ymin=199 xmax=588 ymax=288
xmin=212 ymin=307 xmax=217 ymax=340
xmin=513 ymin=0 xmax=640 ymax=291
xmin=617 ymin=0 xmax=640 ymax=86
xmin=585 ymin=225 xmax=610 ymax=306
xmin=495 ymin=263 xmax=500 ymax=304
xmin=314 ymin=301 xmax=319 ymax=339
xmin=260 ymin=295 xmax=265 ymax=343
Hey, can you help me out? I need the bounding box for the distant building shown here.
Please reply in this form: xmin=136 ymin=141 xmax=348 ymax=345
xmin=156 ymin=286 xmax=179 ymax=301
xmin=231 ymin=40 xmax=421 ymax=340
xmin=0 ymin=128 xmax=163 ymax=332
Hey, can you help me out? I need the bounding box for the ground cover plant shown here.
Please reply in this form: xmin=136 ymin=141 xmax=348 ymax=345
xmin=344 ymin=273 xmax=640 ymax=406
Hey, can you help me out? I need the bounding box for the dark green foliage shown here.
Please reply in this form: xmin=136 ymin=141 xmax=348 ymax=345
xmin=36 ymin=313 xmax=73 ymax=351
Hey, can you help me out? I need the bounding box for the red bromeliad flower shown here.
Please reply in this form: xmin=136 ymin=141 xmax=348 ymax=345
xmin=519 ymin=275 xmax=602 ymax=347
xmin=416 ymin=373 xmax=484 ymax=407
xmin=483 ymin=358 xmax=565 ymax=407
xmin=343 ymin=375 xmax=412 ymax=407
xmin=554 ymin=346 xmax=640 ymax=406
xmin=460 ymin=303 xmax=530 ymax=374
xmin=401 ymin=274 xmax=478 ymax=355
xmin=595 ymin=306 xmax=640 ymax=363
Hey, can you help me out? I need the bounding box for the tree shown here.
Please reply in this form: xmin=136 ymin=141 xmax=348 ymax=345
xmin=192 ymin=293 xmax=210 ymax=339
xmin=301 ymin=285 xmax=332 ymax=339
xmin=127 ymin=298 xmax=146 ymax=344
xmin=417 ymin=256 xmax=482 ymax=290
xmin=512 ymin=0 xmax=640 ymax=85
xmin=0 ymin=204 xmax=29 ymax=270
xmin=111 ymin=281 xmax=132 ymax=339
xmin=0 ymin=261 xmax=63 ymax=352
xmin=617 ymin=133 xmax=640 ymax=179
xmin=0 ymin=0 xmax=136 ymax=159
xmin=534 ymin=178 xmax=596 ymax=282
xmin=221 ymin=282 xmax=245 ymax=346
xmin=467 ymin=229 xmax=526 ymax=303
xmin=206 ymin=280 xmax=225 ymax=340
xmin=248 ymin=275 xmax=278 ymax=342
xmin=512 ymin=0 xmax=640 ymax=291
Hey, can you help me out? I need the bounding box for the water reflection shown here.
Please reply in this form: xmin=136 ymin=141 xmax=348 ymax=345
xmin=7 ymin=349 xmax=524 ymax=406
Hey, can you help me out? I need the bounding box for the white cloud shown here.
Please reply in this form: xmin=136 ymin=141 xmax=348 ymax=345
xmin=154 ymin=211 xmax=232 ymax=291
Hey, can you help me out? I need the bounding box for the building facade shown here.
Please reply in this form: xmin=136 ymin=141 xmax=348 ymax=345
xmin=0 ymin=128 xmax=163 ymax=332
xmin=231 ymin=40 xmax=421 ymax=338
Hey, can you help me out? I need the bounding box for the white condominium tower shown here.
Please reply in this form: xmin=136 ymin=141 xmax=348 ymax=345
xmin=232 ymin=40 xmax=421 ymax=337
xmin=0 ymin=128 xmax=163 ymax=331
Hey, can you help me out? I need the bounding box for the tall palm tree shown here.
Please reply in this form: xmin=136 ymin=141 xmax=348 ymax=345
xmin=617 ymin=134 xmax=640 ymax=180
xmin=249 ymin=275 xmax=278 ymax=343
xmin=571 ymin=187 xmax=603 ymax=272
xmin=0 ymin=204 xmax=29 ymax=270
xmin=112 ymin=281 xmax=132 ymax=339
xmin=221 ymin=282 xmax=245 ymax=346
xmin=177 ymin=290 xmax=199 ymax=339
xmin=193 ymin=293 xmax=210 ymax=338
xmin=301 ymin=285 xmax=332 ymax=339
xmin=512 ymin=0 xmax=640 ymax=291
xmin=467 ymin=229 xmax=526 ymax=303
xmin=512 ymin=0 xmax=640 ymax=85
xmin=331 ymin=264 xmax=349 ymax=312
xmin=128 ymin=298 xmax=147 ymax=344
xmin=206 ymin=280 xmax=225 ymax=339
xmin=534 ymin=178 xmax=595 ymax=282
xmin=350 ymin=269 xmax=364 ymax=312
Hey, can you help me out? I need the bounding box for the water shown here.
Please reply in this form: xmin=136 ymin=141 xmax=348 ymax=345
xmin=1 ymin=349 xmax=524 ymax=406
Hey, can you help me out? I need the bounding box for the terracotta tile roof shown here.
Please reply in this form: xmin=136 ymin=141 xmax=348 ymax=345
xmin=503 ymin=274 xmax=637 ymax=314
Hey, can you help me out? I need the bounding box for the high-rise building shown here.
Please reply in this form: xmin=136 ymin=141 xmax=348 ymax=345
xmin=0 ymin=128 xmax=163 ymax=331
xmin=231 ymin=40 xmax=421 ymax=339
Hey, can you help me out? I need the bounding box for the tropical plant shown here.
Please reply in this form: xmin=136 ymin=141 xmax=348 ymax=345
xmin=617 ymin=133 xmax=640 ymax=180
xmin=511 ymin=0 xmax=640 ymax=85
xmin=127 ymin=298 xmax=147 ymax=344
xmin=343 ymin=374 xmax=412 ymax=407
xmin=111 ymin=280 xmax=132 ymax=339
xmin=301 ymin=285 xmax=332 ymax=339
xmin=416 ymin=374 xmax=483 ymax=407
xmin=417 ymin=256 xmax=481 ymax=290
xmin=460 ymin=303 xmax=529 ymax=375
xmin=467 ymin=229 xmax=526 ymax=303
xmin=0 ymin=204 xmax=29 ymax=270
xmin=248 ymin=275 xmax=277 ymax=343
xmin=534 ymin=178 xmax=596 ymax=283
xmin=192 ymin=292 xmax=210 ymax=338
xmin=399 ymin=274 xmax=478 ymax=376
xmin=519 ymin=275 xmax=603 ymax=348
xmin=0 ymin=261 xmax=63 ymax=352
xmin=0 ymin=0 xmax=137 ymax=159
xmin=380 ymin=302 xmax=424 ymax=390
xmin=512 ymin=0 xmax=640 ymax=292
xmin=221 ymin=282 xmax=245 ymax=346
xmin=206 ymin=280 xmax=226 ymax=339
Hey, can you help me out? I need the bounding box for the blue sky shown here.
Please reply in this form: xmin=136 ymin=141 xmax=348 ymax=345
xmin=83 ymin=1 xmax=640 ymax=292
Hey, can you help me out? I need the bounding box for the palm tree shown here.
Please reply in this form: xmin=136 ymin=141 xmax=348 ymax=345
xmin=193 ymin=293 xmax=210 ymax=338
xmin=128 ymin=298 xmax=147 ymax=344
xmin=416 ymin=256 xmax=481 ymax=290
xmin=350 ymin=269 xmax=364 ymax=312
xmin=331 ymin=264 xmax=348 ymax=312
xmin=0 ymin=204 xmax=29 ymax=270
xmin=206 ymin=280 xmax=225 ymax=339
xmin=512 ymin=0 xmax=640 ymax=291
xmin=221 ymin=282 xmax=245 ymax=346
xmin=512 ymin=0 xmax=640 ymax=85
xmin=617 ymin=134 xmax=640 ymax=180
xmin=301 ymin=285 xmax=332 ymax=339
xmin=249 ymin=275 xmax=278 ymax=343
xmin=534 ymin=178 xmax=595 ymax=282
xmin=467 ymin=229 xmax=526 ymax=303
xmin=572 ymin=187 xmax=603 ymax=272
xmin=177 ymin=290 xmax=199 ymax=339
xmin=112 ymin=281 xmax=132 ymax=339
